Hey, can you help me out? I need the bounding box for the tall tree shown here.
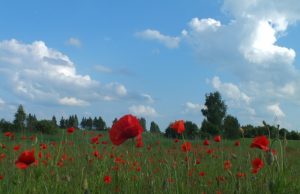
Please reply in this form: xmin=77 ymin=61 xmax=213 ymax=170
xmin=223 ymin=115 xmax=240 ymax=139
xmin=150 ymin=121 xmax=160 ymax=133
xmin=59 ymin=116 xmax=66 ymax=128
xmin=201 ymin=91 xmax=227 ymax=135
xmin=13 ymin=104 xmax=26 ymax=132
xmin=51 ymin=115 xmax=57 ymax=127
xmin=139 ymin=117 xmax=147 ymax=131
xmin=27 ymin=113 xmax=37 ymax=131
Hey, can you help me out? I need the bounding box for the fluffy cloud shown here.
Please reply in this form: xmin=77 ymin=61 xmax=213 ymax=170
xmin=183 ymin=102 xmax=203 ymax=114
xmin=211 ymin=76 xmax=251 ymax=105
xmin=0 ymin=39 xmax=133 ymax=106
xmin=59 ymin=97 xmax=89 ymax=106
xmin=129 ymin=105 xmax=158 ymax=117
xmin=135 ymin=0 xmax=300 ymax=128
xmin=66 ymin=37 xmax=81 ymax=47
xmin=136 ymin=29 xmax=180 ymax=48
xmin=267 ymin=103 xmax=285 ymax=118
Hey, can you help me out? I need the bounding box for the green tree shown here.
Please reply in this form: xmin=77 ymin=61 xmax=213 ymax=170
xmin=35 ymin=120 xmax=57 ymax=134
xmin=201 ymin=91 xmax=227 ymax=135
xmin=150 ymin=121 xmax=160 ymax=133
xmin=223 ymin=115 xmax=240 ymax=139
xmin=59 ymin=116 xmax=66 ymax=128
xmin=13 ymin=104 xmax=26 ymax=132
xmin=26 ymin=113 xmax=37 ymax=131
xmin=139 ymin=117 xmax=147 ymax=131
xmin=184 ymin=121 xmax=199 ymax=139
xmin=51 ymin=115 xmax=57 ymax=127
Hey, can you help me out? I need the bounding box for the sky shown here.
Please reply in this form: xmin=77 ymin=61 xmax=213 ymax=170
xmin=0 ymin=0 xmax=300 ymax=131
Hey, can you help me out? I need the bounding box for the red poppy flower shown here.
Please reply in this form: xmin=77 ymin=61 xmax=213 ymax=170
xmin=67 ymin=127 xmax=75 ymax=134
xmin=199 ymin=172 xmax=205 ymax=177
xmin=171 ymin=120 xmax=185 ymax=134
xmin=13 ymin=145 xmax=21 ymax=151
xmin=224 ymin=160 xmax=232 ymax=170
xmin=251 ymin=157 xmax=264 ymax=174
xmin=104 ymin=175 xmax=112 ymax=184
xmin=234 ymin=140 xmax=240 ymax=146
xmin=250 ymin=135 xmax=269 ymax=151
xmin=174 ymin=138 xmax=180 ymax=143
xmin=90 ymin=136 xmax=100 ymax=144
xmin=0 ymin=175 xmax=3 ymax=180
xmin=4 ymin=132 xmax=12 ymax=137
xmin=181 ymin=142 xmax=191 ymax=152
xmin=203 ymin=139 xmax=210 ymax=146
xmin=109 ymin=114 xmax=143 ymax=147
xmin=15 ymin=150 xmax=36 ymax=169
xmin=214 ymin=135 xmax=221 ymax=142
xmin=39 ymin=143 xmax=47 ymax=150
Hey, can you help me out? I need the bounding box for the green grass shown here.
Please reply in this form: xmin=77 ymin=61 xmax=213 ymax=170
xmin=0 ymin=130 xmax=299 ymax=194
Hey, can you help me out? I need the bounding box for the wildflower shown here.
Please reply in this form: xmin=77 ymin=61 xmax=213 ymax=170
xmin=181 ymin=142 xmax=191 ymax=152
xmin=214 ymin=135 xmax=221 ymax=142
xmin=234 ymin=140 xmax=240 ymax=146
xmin=251 ymin=157 xmax=264 ymax=174
xmin=104 ymin=175 xmax=112 ymax=184
xmin=67 ymin=127 xmax=75 ymax=134
xmin=171 ymin=120 xmax=185 ymax=134
xmin=250 ymin=135 xmax=269 ymax=151
xmin=203 ymin=139 xmax=210 ymax=146
xmin=224 ymin=160 xmax=232 ymax=170
xmin=15 ymin=150 xmax=36 ymax=169
xmin=109 ymin=114 xmax=143 ymax=147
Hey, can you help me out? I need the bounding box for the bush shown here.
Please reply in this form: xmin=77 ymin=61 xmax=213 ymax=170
xmin=35 ymin=120 xmax=57 ymax=134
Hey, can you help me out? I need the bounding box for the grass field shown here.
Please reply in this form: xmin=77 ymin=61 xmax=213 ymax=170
xmin=0 ymin=130 xmax=299 ymax=194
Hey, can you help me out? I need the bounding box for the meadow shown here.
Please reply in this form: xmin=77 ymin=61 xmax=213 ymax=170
xmin=0 ymin=130 xmax=299 ymax=194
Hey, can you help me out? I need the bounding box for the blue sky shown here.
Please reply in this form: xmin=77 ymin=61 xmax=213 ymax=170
xmin=0 ymin=0 xmax=300 ymax=130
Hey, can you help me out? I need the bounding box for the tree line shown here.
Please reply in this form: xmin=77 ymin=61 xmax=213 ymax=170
xmin=0 ymin=91 xmax=300 ymax=140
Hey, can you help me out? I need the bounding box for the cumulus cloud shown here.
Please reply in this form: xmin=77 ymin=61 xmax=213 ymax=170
xmin=267 ymin=103 xmax=285 ymax=118
xmin=59 ymin=97 xmax=89 ymax=106
xmin=0 ymin=39 xmax=131 ymax=106
xmin=129 ymin=105 xmax=158 ymax=117
xmin=183 ymin=102 xmax=203 ymax=114
xmin=66 ymin=37 xmax=81 ymax=47
xmin=136 ymin=29 xmax=180 ymax=48
xmin=211 ymin=76 xmax=251 ymax=105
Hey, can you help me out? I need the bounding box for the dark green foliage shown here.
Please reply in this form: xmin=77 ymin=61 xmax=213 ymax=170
xmin=183 ymin=121 xmax=199 ymax=139
xmin=0 ymin=119 xmax=14 ymax=132
xmin=201 ymin=91 xmax=227 ymax=135
xmin=201 ymin=91 xmax=227 ymax=127
xmin=139 ymin=117 xmax=147 ymax=131
xmin=59 ymin=116 xmax=66 ymax=128
xmin=51 ymin=115 xmax=57 ymax=127
xmin=13 ymin=104 xmax=26 ymax=131
xmin=26 ymin=113 xmax=37 ymax=131
xmin=200 ymin=119 xmax=219 ymax=137
xmin=223 ymin=115 xmax=240 ymax=139
xmin=35 ymin=120 xmax=57 ymax=134
xmin=150 ymin=121 xmax=160 ymax=133
xmin=93 ymin=116 xmax=107 ymax=131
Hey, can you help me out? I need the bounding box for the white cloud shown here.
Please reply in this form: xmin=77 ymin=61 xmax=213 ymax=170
xmin=267 ymin=103 xmax=285 ymax=118
xmin=66 ymin=37 xmax=81 ymax=48
xmin=188 ymin=18 xmax=221 ymax=32
xmin=59 ymin=97 xmax=89 ymax=107
xmin=183 ymin=102 xmax=203 ymax=114
xmin=129 ymin=105 xmax=158 ymax=117
xmin=136 ymin=29 xmax=180 ymax=48
xmin=0 ymin=39 xmax=130 ymax=105
xmin=211 ymin=76 xmax=251 ymax=105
